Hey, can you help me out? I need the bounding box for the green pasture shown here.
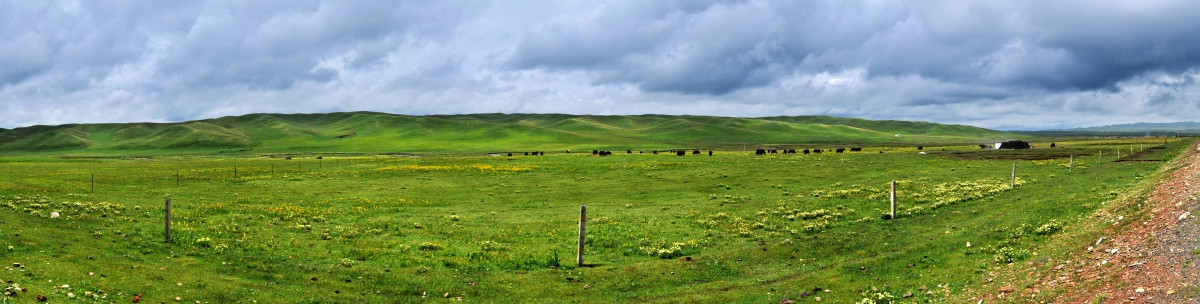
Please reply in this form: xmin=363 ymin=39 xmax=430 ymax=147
xmin=0 ymin=138 xmax=1189 ymax=302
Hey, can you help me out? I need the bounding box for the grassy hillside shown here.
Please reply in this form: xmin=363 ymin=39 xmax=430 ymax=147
xmin=0 ymin=112 xmax=1018 ymax=154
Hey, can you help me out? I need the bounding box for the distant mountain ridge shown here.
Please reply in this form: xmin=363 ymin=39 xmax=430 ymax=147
xmin=0 ymin=112 xmax=1017 ymax=153
xmin=1067 ymin=122 xmax=1200 ymax=134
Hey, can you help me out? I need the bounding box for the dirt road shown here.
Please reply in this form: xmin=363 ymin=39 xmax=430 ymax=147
xmin=1052 ymin=145 xmax=1200 ymax=303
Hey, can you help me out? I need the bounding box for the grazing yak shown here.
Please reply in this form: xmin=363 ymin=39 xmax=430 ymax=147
xmin=803 ymin=149 xmax=810 ymax=154
xmin=708 ymin=151 xmax=713 ymax=156
xmin=850 ymin=148 xmax=862 ymax=152
xmin=836 ymin=148 xmax=845 ymax=153
xmin=755 ymin=149 xmax=766 ymax=155
xmin=676 ymin=150 xmax=686 ymax=156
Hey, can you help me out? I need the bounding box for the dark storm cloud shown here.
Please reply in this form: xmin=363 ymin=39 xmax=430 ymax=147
xmin=509 ymin=1 xmax=1200 ymax=95
xmin=3 ymin=0 xmax=1200 ymax=129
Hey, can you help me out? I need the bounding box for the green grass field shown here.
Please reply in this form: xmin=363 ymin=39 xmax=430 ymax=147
xmin=0 ymin=137 xmax=1188 ymax=302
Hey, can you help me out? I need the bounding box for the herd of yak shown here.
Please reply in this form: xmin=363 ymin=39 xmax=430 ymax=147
xmin=499 ymin=140 xmax=1037 ymax=158
xmin=497 ymin=147 xmax=871 ymax=157
xmin=495 ymin=141 xmax=1035 ymax=158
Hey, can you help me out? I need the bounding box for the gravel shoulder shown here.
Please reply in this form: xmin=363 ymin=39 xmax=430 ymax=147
xmin=1049 ymin=145 xmax=1200 ymax=303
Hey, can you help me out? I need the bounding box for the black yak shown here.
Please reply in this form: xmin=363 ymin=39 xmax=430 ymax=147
xmin=755 ymin=149 xmax=766 ymax=155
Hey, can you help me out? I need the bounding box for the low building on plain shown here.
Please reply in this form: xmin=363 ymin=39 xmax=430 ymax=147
xmin=996 ymin=141 xmax=1032 ymax=149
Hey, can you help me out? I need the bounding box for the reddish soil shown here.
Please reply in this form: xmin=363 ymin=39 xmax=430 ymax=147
xmin=1040 ymin=146 xmax=1200 ymax=303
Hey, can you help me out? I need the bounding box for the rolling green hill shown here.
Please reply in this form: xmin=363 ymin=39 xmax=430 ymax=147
xmin=0 ymin=112 xmax=1019 ymax=154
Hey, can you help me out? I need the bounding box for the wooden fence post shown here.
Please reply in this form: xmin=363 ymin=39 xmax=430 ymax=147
xmin=889 ymin=180 xmax=897 ymax=219
xmin=1069 ymin=154 xmax=1074 ymax=173
xmin=577 ymin=205 xmax=587 ymax=267
xmin=165 ymin=196 xmax=172 ymax=243
xmin=234 ymin=166 xmax=238 ymax=179
xmin=90 ymin=173 xmax=94 ymax=192
xmin=1098 ymin=150 xmax=1102 ymax=164
xmin=1011 ymin=163 xmax=1016 ymax=188
xmin=176 ymin=171 xmax=180 ymax=187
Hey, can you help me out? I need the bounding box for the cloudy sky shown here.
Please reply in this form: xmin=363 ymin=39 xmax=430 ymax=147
xmin=2 ymin=1 xmax=1200 ymax=130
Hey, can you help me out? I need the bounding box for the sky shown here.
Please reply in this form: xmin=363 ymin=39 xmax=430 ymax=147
xmin=2 ymin=1 xmax=1200 ymax=130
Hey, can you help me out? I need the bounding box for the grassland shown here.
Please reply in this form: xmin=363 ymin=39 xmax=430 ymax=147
xmin=0 ymin=137 xmax=1189 ymax=303
xmin=0 ymin=113 xmax=1017 ymax=154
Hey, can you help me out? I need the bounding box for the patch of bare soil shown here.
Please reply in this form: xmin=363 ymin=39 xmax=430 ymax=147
xmin=1037 ymin=146 xmax=1200 ymax=303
